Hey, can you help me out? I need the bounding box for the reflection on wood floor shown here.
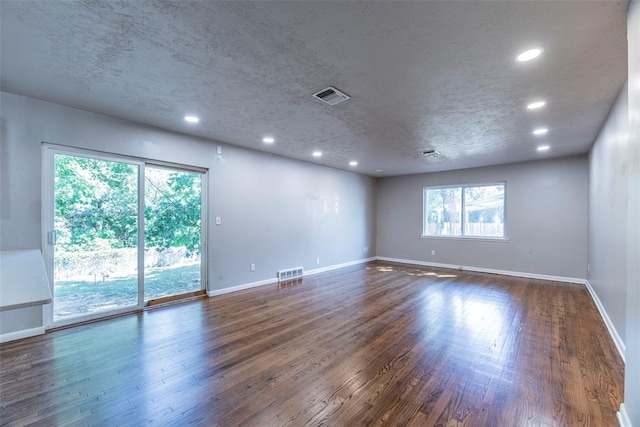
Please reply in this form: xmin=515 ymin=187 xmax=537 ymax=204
xmin=0 ymin=261 xmax=624 ymax=426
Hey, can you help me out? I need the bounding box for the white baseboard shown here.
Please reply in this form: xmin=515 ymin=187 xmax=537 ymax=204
xmin=207 ymin=277 xmax=278 ymax=297
xmin=584 ymin=280 xmax=626 ymax=362
xmin=305 ymin=257 xmax=377 ymax=276
xmin=208 ymin=257 xmax=375 ymax=298
xmin=617 ymin=403 xmax=632 ymax=427
xmin=376 ymin=256 xmax=458 ymax=271
xmin=376 ymin=256 xmax=585 ymax=284
xmin=0 ymin=326 xmax=45 ymax=343
xmin=463 ymin=265 xmax=585 ymax=285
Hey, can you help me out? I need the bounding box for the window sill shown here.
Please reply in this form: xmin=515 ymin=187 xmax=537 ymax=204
xmin=420 ymin=235 xmax=510 ymax=243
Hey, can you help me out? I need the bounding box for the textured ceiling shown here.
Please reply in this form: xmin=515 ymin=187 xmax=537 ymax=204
xmin=0 ymin=1 xmax=629 ymax=176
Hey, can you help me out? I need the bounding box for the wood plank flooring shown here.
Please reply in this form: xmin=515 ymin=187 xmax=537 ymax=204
xmin=0 ymin=261 xmax=624 ymax=426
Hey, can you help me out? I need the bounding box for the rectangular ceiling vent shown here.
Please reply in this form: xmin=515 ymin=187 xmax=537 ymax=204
xmin=312 ymin=86 xmax=350 ymax=106
xmin=422 ymin=149 xmax=440 ymax=157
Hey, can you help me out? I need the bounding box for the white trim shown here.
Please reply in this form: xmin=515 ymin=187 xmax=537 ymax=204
xmin=42 ymin=142 xmax=208 ymax=173
xmin=305 ymin=257 xmax=377 ymax=276
xmin=41 ymin=145 xmax=55 ymax=328
xmin=138 ymin=163 xmax=146 ymax=309
xmin=207 ymin=277 xmax=278 ymax=297
xmin=617 ymin=404 xmax=632 ymax=427
xmin=375 ymin=256 xmax=585 ymax=284
xmin=376 ymin=257 xmax=460 ymax=271
xmin=464 ymin=265 xmax=585 ymax=285
xmin=207 ymin=257 xmax=376 ymax=298
xmin=420 ymin=235 xmax=510 ymax=243
xmin=49 ymin=305 xmax=139 ymax=329
xmin=0 ymin=326 xmax=45 ymax=343
xmin=584 ymin=280 xmax=626 ymax=362
xmin=200 ymin=171 xmax=209 ymax=295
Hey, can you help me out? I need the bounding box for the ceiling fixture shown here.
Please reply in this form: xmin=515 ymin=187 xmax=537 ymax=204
xmin=527 ymin=101 xmax=546 ymax=110
xmin=537 ymin=145 xmax=550 ymax=151
xmin=422 ymin=149 xmax=440 ymax=157
xmin=262 ymin=137 xmax=275 ymax=144
xmin=533 ymin=128 xmax=548 ymax=135
xmin=184 ymin=115 xmax=199 ymax=123
xmin=375 ymin=169 xmax=383 ymax=173
xmin=312 ymin=86 xmax=350 ymax=106
xmin=517 ymin=48 xmax=543 ymax=62
xmin=349 ymin=161 xmax=358 ymax=167
xmin=312 ymin=151 xmax=322 ymax=157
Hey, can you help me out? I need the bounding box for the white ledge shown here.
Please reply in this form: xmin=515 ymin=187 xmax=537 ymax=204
xmin=420 ymin=235 xmax=510 ymax=243
xmin=0 ymin=250 xmax=52 ymax=311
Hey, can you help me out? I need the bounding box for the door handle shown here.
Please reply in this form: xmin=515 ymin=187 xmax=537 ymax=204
xmin=48 ymin=230 xmax=57 ymax=245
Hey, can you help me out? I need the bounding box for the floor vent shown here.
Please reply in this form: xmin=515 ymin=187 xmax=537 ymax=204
xmin=278 ymin=266 xmax=304 ymax=282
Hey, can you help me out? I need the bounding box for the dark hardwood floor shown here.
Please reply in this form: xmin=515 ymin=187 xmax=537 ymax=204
xmin=0 ymin=261 xmax=624 ymax=426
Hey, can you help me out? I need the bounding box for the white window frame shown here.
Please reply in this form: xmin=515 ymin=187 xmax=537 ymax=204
xmin=422 ymin=182 xmax=507 ymax=240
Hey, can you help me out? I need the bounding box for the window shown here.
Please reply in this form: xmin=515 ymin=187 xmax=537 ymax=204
xmin=423 ymin=183 xmax=505 ymax=238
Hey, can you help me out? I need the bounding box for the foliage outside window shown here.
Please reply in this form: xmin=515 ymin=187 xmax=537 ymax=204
xmin=54 ymin=155 xmax=202 ymax=255
xmin=423 ymin=183 xmax=505 ymax=238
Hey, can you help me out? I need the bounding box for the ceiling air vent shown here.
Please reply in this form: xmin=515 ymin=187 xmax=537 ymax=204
xmin=312 ymin=86 xmax=350 ymax=105
xmin=422 ymin=149 xmax=440 ymax=157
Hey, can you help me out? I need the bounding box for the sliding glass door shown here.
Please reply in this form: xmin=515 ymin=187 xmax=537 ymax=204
xmin=144 ymin=166 xmax=203 ymax=303
xmin=44 ymin=146 xmax=206 ymax=326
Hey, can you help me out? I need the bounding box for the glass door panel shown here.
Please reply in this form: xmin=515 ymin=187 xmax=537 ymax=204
xmin=53 ymin=153 xmax=140 ymax=320
xmin=144 ymin=166 xmax=203 ymax=302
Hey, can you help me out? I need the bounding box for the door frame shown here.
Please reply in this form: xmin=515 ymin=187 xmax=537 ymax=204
xmin=41 ymin=143 xmax=208 ymax=329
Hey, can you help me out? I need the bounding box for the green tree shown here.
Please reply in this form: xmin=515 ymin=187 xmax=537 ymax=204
xmin=144 ymin=169 xmax=201 ymax=255
xmin=55 ymin=155 xmax=138 ymax=251
xmin=55 ymin=156 xmax=202 ymax=254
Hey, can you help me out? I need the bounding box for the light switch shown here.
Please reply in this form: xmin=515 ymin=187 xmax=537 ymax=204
xmin=215 ymin=216 xmax=221 ymax=225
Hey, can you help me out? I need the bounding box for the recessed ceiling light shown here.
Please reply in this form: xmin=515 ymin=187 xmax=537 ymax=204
xmin=517 ymin=48 xmax=543 ymax=62
xmin=349 ymin=161 xmax=358 ymax=167
xmin=263 ymin=137 xmax=275 ymax=144
xmin=312 ymin=151 xmax=322 ymax=157
xmin=537 ymin=145 xmax=550 ymax=151
xmin=533 ymin=128 xmax=548 ymax=135
xmin=527 ymin=101 xmax=546 ymax=110
xmin=184 ymin=115 xmax=199 ymax=123
xmin=375 ymin=169 xmax=383 ymax=173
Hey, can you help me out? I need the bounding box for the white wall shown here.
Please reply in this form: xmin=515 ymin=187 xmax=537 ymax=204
xmin=587 ymin=3 xmax=640 ymax=423
xmin=623 ymin=0 xmax=640 ymax=424
xmin=0 ymin=91 xmax=376 ymax=335
xmin=588 ymin=86 xmax=628 ymax=349
xmin=376 ymin=156 xmax=588 ymax=279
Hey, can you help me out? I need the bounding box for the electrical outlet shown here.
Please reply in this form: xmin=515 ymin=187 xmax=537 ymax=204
xmin=431 ymin=250 xmax=435 ymax=256
xmin=215 ymin=217 xmax=221 ymax=225
xmin=364 ymin=246 xmax=368 ymax=253
xmin=316 ymin=257 xmax=320 ymax=265
xmin=250 ymin=263 xmax=255 ymax=271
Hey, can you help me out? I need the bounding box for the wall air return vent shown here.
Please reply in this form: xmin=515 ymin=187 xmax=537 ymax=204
xmin=312 ymin=86 xmax=350 ymax=105
xmin=278 ymin=266 xmax=304 ymax=282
